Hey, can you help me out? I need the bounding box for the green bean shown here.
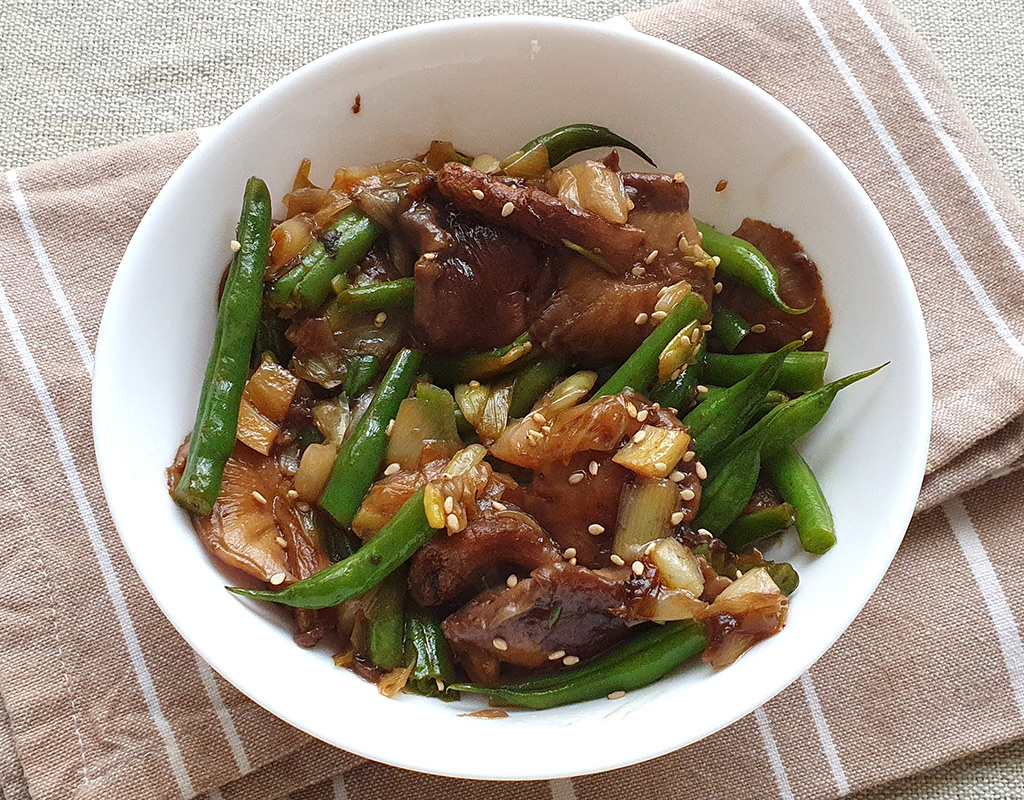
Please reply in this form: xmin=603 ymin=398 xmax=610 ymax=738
xmin=696 ymin=221 xmax=811 ymax=315
xmin=704 ymin=350 xmax=828 ymax=394
xmin=766 ymin=446 xmax=836 ymax=554
xmin=368 ymin=571 xmax=407 ymax=670
xmin=449 ymin=621 xmax=705 ymax=709
xmin=427 ymin=332 xmax=533 ymax=385
xmin=344 ymin=354 xmax=381 ymax=397
xmin=709 ymin=364 xmax=885 ymax=475
xmin=711 ymin=306 xmax=751 ymax=352
xmin=228 ymin=486 xmax=434 ymax=609
xmin=319 ymin=348 xmax=423 ymax=528
xmin=683 ymin=342 xmax=801 ymax=461
xmin=269 ymin=208 xmax=379 ymax=311
xmin=649 ymin=340 xmax=706 ymax=412
xmin=691 ymin=448 xmax=761 ymax=535
xmin=252 ymin=299 xmax=293 ymax=367
xmin=512 ymin=123 xmax=656 ymax=168
xmin=404 ymin=605 xmax=459 ymax=700
xmin=594 ymin=293 xmax=708 ymax=398
xmin=721 ymin=503 xmax=797 ymax=551
xmin=174 ymin=177 xmax=272 ymax=516
xmin=700 ymin=386 xmax=790 ymax=415
xmin=765 ymin=562 xmax=800 ymax=596
xmin=508 ymin=357 xmax=565 ymax=418
xmin=333 ymin=278 xmax=415 ymax=313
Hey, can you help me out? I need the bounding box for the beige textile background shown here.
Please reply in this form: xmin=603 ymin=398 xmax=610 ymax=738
xmin=1 ymin=1 xmax=1022 ymax=798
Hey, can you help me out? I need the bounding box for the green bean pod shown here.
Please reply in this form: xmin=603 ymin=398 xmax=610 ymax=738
xmin=269 ymin=208 xmax=380 ymax=311
xmin=174 ymin=177 xmax=272 ymax=516
xmin=252 ymin=298 xmax=293 ymax=367
xmin=368 ymin=571 xmax=407 ymax=670
xmin=319 ymin=348 xmax=423 ymax=528
xmin=344 ymin=354 xmax=381 ymax=398
xmin=696 ymin=220 xmax=811 ymax=315
xmin=683 ymin=341 xmax=801 ymax=461
xmin=404 ymin=606 xmax=459 ymax=700
xmin=711 ymin=305 xmax=751 ymax=352
xmin=766 ymin=445 xmax=837 ymax=554
xmin=228 ymin=486 xmax=434 ymax=609
xmin=703 ymin=350 xmax=828 ymax=394
xmin=508 ymin=357 xmax=565 ymax=418
xmin=333 ymin=278 xmax=416 ymax=313
xmin=427 ymin=333 xmax=533 ymax=385
xmin=691 ymin=448 xmax=761 ymax=535
xmin=449 ymin=621 xmax=706 ymax=710
xmin=594 ymin=293 xmax=708 ymax=398
xmin=721 ymin=503 xmax=797 ymax=551
xmin=512 ymin=123 xmax=656 ymax=168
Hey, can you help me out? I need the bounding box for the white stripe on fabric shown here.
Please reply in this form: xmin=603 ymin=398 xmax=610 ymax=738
xmin=7 ymin=173 xmax=253 ymax=779
xmin=550 ymin=778 xmax=578 ymax=800
xmin=799 ymin=673 xmax=850 ymax=795
xmin=754 ymin=707 xmax=795 ymax=800
xmin=0 ymin=278 xmax=194 ymax=798
xmin=843 ymin=0 xmax=1024 ymax=275
xmin=796 ymin=0 xmax=1024 ymax=360
xmin=5 ymin=170 xmax=94 ymax=376
xmin=332 ymin=774 xmax=350 ymax=800
xmin=194 ymin=655 xmax=252 ymax=774
xmin=208 ymin=789 xmax=224 ymax=800
xmin=944 ymin=498 xmax=1024 ymax=720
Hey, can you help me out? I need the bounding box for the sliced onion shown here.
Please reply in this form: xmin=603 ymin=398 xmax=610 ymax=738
xmin=612 ymin=478 xmax=678 ymax=560
xmin=535 ymin=370 xmax=597 ymax=418
xmin=294 ymin=442 xmax=338 ymax=500
xmin=313 ymin=398 xmax=350 ymax=445
xmin=471 ymin=154 xmax=501 ymax=174
xmin=386 ymin=398 xmax=430 ymax=471
xmin=649 ymin=538 xmax=704 ymax=596
xmin=654 ymin=281 xmax=693 ymax=315
xmin=550 ymin=161 xmax=630 ymax=224
xmin=612 ymin=425 xmax=692 ymax=478
xmin=269 ymin=214 xmax=316 ymax=270
xmin=658 ymin=321 xmax=704 ymax=383
xmin=501 ymin=143 xmax=550 ymax=179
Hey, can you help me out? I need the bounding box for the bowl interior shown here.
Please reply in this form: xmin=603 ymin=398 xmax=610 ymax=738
xmin=93 ymin=17 xmax=930 ymax=781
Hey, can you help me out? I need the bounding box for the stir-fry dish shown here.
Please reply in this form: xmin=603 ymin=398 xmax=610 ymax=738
xmin=168 ymin=124 xmax=883 ymax=709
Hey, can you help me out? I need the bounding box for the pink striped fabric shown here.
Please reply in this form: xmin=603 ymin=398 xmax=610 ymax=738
xmin=0 ymin=1 xmax=1022 ymax=798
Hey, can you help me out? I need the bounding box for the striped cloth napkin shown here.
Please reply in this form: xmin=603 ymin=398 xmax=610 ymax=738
xmin=2 ymin=0 xmax=1023 ymax=798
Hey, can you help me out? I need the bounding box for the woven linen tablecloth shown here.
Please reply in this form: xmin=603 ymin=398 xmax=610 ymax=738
xmin=1 ymin=1 xmax=1023 ymax=799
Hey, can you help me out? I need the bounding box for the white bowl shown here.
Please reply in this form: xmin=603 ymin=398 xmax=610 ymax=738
xmin=93 ymin=16 xmax=931 ymax=781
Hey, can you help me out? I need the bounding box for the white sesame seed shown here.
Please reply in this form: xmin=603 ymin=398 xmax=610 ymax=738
xmin=644 ymin=541 xmax=657 ymax=555
xmin=527 ymin=429 xmax=543 ymax=441
xmin=658 ymin=284 xmax=670 ymax=297
xmin=386 ymin=418 xmax=395 ymax=435
xmin=541 ymin=424 xmax=552 ymax=434
xmin=446 ymin=513 xmax=459 ymax=529
xmin=696 ymin=462 xmax=708 ymax=480
xmin=275 ymin=536 xmax=288 ymax=548
xmin=681 ymin=488 xmax=696 ymax=501
xmin=697 ymin=528 xmax=712 ymax=537
xmin=469 ymin=379 xmax=481 ymax=388
xmin=422 ymin=251 xmax=437 ymax=260
xmin=270 ymin=572 xmax=286 ymax=585
xmin=651 ymin=310 xmax=668 ymax=322
xmin=626 ymin=402 xmax=638 ymax=418
xmin=633 ymin=429 xmax=647 ymax=443
xmin=607 ymin=690 xmax=627 ymax=700
xmin=562 ymin=655 xmax=580 ymax=666
xmin=296 ymin=501 xmax=311 ymax=512
xmin=645 ymin=249 xmax=659 ymax=264
xmin=492 ymin=637 xmax=508 ymax=651
xmin=506 ymin=574 xmax=518 ymax=588
xmin=563 ymin=548 xmax=577 ymax=560
xmin=568 ymin=472 xmax=585 ymax=485
xmin=443 ymin=495 xmax=454 ymax=513
xmin=532 ymin=411 xmax=547 ymax=424
xmin=569 ymin=557 xmax=577 ymax=565
xmin=472 ymin=189 xmax=485 ymax=200
xmin=229 ymin=239 xmax=241 ymax=252
xmin=374 ymin=312 xmax=388 ymax=328
xmin=384 ymin=462 xmax=401 ymax=476
xmin=631 ymin=561 xmax=645 ymax=576
xmin=670 ymin=470 xmax=686 ymax=482
xmin=701 ymin=323 xmax=712 ymax=331
xmin=436 ymin=678 xmax=446 ymax=692
xmin=712 ymin=255 xmax=722 ymax=266
xmin=491 ymin=500 xmax=508 ymax=512
xmin=287 ymin=488 xmax=299 ymax=499
xmin=589 ymin=460 xmax=599 ymax=476
xmin=501 ymin=201 xmax=515 ymax=217
xmin=610 ymin=554 xmax=626 ymax=566
xmin=736 ymin=570 xmax=743 ymax=580
xmin=634 ymin=312 xmax=649 ymax=325
xmin=714 ymin=281 xmax=723 ymax=294
xmin=802 ymin=329 xmax=814 ymax=341
xmin=750 ymin=323 xmax=767 ymax=334
xmin=696 ymin=384 xmax=709 ymax=394
xmin=548 ymin=650 xmax=566 ymax=661
xmin=654 ymin=461 xmax=668 ymax=472
xmin=673 ymin=172 xmax=686 ymax=183
xmin=588 ymin=523 xmax=605 ymax=535
xmin=636 ymin=409 xmax=649 ymax=422
xmin=631 ymin=266 xmax=646 ymax=277
xmin=251 ymin=490 xmax=267 ymax=504
xmin=670 ymin=511 xmax=685 ymax=525
xmin=683 ymin=450 xmax=696 ymax=462
xmin=652 ymin=402 xmax=661 ymax=410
